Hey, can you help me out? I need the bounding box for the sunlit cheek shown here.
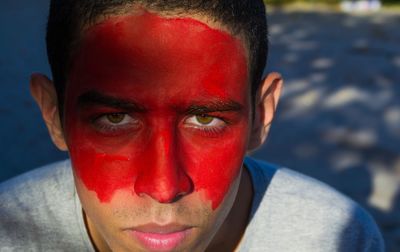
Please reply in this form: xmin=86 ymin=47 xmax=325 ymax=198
xmin=183 ymin=129 xmax=248 ymax=210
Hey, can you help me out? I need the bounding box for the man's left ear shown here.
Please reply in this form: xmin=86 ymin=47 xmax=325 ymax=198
xmin=248 ymin=72 xmax=283 ymax=152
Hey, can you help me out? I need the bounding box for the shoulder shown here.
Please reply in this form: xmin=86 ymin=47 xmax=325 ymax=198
xmin=0 ymin=160 xmax=92 ymax=251
xmin=242 ymin=158 xmax=385 ymax=252
xmin=0 ymin=160 xmax=74 ymax=208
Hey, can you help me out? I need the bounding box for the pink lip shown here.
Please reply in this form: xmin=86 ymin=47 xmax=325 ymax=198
xmin=127 ymin=223 xmax=192 ymax=251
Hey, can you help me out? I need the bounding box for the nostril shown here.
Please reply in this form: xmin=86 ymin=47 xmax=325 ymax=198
xmin=136 ymin=192 xmax=146 ymax=198
xmin=170 ymin=193 xmax=185 ymax=203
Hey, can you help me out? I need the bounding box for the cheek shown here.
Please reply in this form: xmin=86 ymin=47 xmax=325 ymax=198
xmin=69 ymin=140 xmax=137 ymax=203
xmin=64 ymin=109 xmax=137 ymax=202
xmin=183 ymin=131 xmax=248 ymax=210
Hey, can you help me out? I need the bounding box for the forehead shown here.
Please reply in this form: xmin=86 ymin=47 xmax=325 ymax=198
xmin=68 ymin=11 xmax=249 ymax=99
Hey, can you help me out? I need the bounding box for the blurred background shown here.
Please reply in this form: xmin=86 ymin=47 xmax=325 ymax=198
xmin=0 ymin=0 xmax=399 ymax=250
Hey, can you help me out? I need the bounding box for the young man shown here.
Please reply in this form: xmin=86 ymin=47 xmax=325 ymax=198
xmin=0 ymin=0 xmax=384 ymax=251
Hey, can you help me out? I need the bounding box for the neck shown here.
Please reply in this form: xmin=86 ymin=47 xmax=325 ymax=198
xmin=206 ymin=165 xmax=254 ymax=252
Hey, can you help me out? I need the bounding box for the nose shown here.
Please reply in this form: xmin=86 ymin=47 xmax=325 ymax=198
xmin=134 ymin=127 xmax=193 ymax=203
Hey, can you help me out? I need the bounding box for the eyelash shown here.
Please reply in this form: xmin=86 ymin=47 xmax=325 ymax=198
xmin=183 ymin=114 xmax=228 ymax=137
xmin=91 ymin=113 xmax=140 ymax=135
xmin=91 ymin=113 xmax=229 ymax=137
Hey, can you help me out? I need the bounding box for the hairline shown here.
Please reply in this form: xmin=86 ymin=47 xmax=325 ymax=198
xmin=74 ymin=3 xmax=252 ymax=82
xmin=71 ymin=5 xmax=253 ymax=86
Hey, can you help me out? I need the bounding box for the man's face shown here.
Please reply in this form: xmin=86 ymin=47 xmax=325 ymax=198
xmin=64 ymin=10 xmax=250 ymax=251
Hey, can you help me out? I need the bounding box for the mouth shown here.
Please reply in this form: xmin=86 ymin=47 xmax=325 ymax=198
xmin=126 ymin=223 xmax=193 ymax=251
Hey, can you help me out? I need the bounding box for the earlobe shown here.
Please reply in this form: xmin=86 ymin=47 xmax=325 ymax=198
xmin=30 ymin=73 xmax=68 ymax=151
xmin=248 ymin=72 xmax=283 ymax=152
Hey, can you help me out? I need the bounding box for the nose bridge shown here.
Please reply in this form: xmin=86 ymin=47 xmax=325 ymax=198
xmin=154 ymin=128 xmax=180 ymax=191
xmin=157 ymin=126 xmax=175 ymax=171
xmin=134 ymin=123 xmax=193 ymax=203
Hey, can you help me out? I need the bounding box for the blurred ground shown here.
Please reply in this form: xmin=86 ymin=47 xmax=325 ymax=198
xmin=0 ymin=1 xmax=399 ymax=251
xmin=252 ymin=8 xmax=400 ymax=251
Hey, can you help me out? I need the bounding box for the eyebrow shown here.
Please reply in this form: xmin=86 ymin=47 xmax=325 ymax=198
xmin=77 ymin=91 xmax=243 ymax=114
xmin=186 ymin=100 xmax=243 ymax=114
xmin=77 ymin=91 xmax=147 ymax=111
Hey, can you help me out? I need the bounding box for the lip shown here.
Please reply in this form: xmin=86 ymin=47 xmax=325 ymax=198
xmin=126 ymin=223 xmax=193 ymax=251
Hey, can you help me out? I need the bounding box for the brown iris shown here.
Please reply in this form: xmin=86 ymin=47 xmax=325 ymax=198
xmin=196 ymin=115 xmax=214 ymax=125
xmin=106 ymin=113 xmax=125 ymax=124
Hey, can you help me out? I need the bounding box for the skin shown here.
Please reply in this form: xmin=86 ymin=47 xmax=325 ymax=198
xmin=31 ymin=8 xmax=283 ymax=252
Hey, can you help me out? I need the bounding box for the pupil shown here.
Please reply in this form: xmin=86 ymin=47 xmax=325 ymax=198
xmin=107 ymin=114 xmax=124 ymax=124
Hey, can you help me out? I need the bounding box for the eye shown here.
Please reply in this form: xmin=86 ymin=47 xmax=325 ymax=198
xmin=194 ymin=115 xmax=215 ymax=125
xmin=93 ymin=113 xmax=140 ymax=134
xmin=100 ymin=113 xmax=132 ymax=125
xmin=106 ymin=113 xmax=126 ymax=124
xmin=184 ymin=115 xmax=227 ymax=136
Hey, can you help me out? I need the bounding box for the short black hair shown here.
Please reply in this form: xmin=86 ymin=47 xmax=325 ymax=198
xmin=46 ymin=0 xmax=268 ymax=111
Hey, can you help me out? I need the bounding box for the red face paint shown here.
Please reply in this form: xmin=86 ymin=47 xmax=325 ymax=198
xmin=65 ymin=11 xmax=250 ymax=209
